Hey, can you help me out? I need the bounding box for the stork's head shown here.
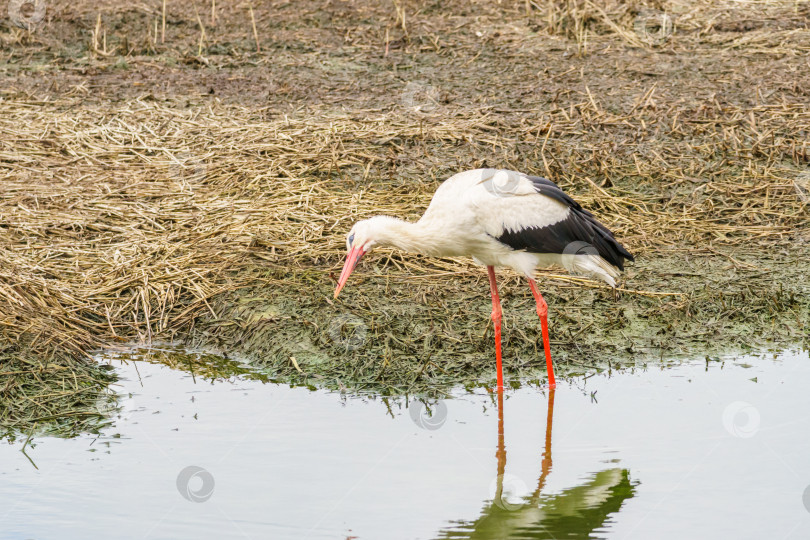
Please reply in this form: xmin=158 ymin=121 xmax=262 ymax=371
xmin=334 ymin=216 xmax=394 ymax=298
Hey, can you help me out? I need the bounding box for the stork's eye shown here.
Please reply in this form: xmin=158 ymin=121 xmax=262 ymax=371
xmin=348 ymin=233 xmax=355 ymax=247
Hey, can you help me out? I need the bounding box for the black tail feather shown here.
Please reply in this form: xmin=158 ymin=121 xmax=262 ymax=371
xmin=496 ymin=175 xmax=636 ymax=271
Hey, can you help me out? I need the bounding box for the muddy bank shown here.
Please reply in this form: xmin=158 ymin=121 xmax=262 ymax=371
xmin=189 ymin=249 xmax=809 ymax=396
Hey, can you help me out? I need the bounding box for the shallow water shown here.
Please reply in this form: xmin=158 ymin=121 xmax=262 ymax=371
xmin=2 ymin=350 xmax=809 ymax=539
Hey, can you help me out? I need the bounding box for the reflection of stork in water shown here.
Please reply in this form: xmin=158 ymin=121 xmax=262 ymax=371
xmin=439 ymin=389 xmax=637 ymax=539
xmin=493 ymin=389 xmax=554 ymax=509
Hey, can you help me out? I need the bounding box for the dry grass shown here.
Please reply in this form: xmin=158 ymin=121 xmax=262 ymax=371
xmin=1 ymin=0 xmax=810 ymax=437
xmin=1 ymin=94 xmax=805 ymax=362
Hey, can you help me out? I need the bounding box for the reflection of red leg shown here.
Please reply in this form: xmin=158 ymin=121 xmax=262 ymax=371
xmin=527 ymin=277 xmax=556 ymax=388
xmin=542 ymin=388 xmax=555 ymax=473
xmin=496 ymin=388 xmax=505 ymax=478
xmin=487 ymin=266 xmax=504 ymax=391
xmin=532 ymin=387 xmax=555 ymax=501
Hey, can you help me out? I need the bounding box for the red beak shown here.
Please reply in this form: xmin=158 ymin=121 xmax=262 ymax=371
xmin=334 ymin=246 xmax=366 ymax=298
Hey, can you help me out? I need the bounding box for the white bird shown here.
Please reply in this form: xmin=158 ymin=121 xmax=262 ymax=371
xmin=333 ymin=169 xmax=634 ymax=389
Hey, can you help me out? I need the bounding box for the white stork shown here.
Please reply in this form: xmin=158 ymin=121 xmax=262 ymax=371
xmin=333 ymin=169 xmax=634 ymax=389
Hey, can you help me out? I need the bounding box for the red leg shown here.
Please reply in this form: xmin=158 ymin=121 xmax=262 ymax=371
xmin=487 ymin=266 xmax=504 ymax=391
xmin=527 ymin=277 xmax=556 ymax=388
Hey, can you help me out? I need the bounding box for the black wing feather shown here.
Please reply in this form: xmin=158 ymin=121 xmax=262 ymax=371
xmin=495 ymin=175 xmax=635 ymax=270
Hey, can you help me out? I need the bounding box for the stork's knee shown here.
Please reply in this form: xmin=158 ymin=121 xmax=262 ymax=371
xmin=491 ymin=310 xmax=502 ymax=324
xmin=536 ymin=298 xmax=548 ymax=318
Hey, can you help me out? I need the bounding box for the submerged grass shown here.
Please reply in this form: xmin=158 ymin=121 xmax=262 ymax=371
xmin=1 ymin=0 xmax=809 ymax=437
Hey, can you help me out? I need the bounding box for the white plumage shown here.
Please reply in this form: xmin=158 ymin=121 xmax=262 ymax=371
xmin=340 ymin=169 xmax=632 ymax=285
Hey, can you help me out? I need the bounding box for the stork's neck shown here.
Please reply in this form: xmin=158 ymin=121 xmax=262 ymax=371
xmin=368 ymin=215 xmax=454 ymax=257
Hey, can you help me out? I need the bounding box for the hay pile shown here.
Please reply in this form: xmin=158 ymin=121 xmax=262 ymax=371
xmin=1 ymin=0 xmax=809 ymax=437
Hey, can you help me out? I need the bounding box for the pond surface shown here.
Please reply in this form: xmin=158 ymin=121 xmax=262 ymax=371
xmin=2 ymin=350 xmax=809 ymax=539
